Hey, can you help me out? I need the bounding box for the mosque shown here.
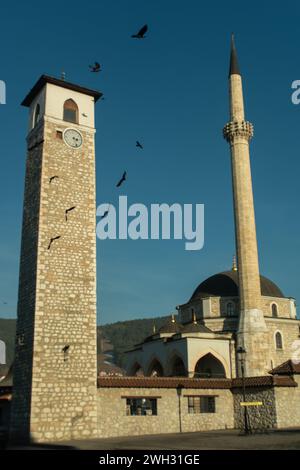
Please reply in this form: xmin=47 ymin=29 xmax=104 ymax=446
xmin=125 ymin=36 xmax=300 ymax=380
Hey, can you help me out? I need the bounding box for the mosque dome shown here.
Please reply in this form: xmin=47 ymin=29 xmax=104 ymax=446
xmin=158 ymin=317 xmax=183 ymax=334
xmin=190 ymin=270 xmax=285 ymax=301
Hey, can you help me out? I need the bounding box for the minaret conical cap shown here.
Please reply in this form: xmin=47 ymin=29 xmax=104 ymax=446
xmin=229 ymin=33 xmax=241 ymax=77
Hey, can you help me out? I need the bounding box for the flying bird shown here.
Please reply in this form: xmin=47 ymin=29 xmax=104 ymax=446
xmin=47 ymin=236 xmax=61 ymax=250
xmin=100 ymin=205 xmax=110 ymax=221
xmin=136 ymin=141 xmax=143 ymax=149
xmin=82 ymin=113 xmax=88 ymax=117
xmin=131 ymin=24 xmax=148 ymax=39
xmin=116 ymin=171 xmax=127 ymax=188
xmin=89 ymin=62 xmax=101 ymax=72
xmin=2 ymin=301 xmax=7 ymax=305
xmin=62 ymin=345 xmax=70 ymax=353
xmin=65 ymin=206 xmax=76 ymax=222
xmin=49 ymin=175 xmax=59 ymax=184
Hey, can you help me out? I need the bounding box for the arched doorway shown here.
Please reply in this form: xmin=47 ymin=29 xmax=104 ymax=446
xmin=147 ymin=359 xmax=164 ymax=377
xmin=194 ymin=353 xmax=226 ymax=378
xmin=170 ymin=355 xmax=187 ymax=377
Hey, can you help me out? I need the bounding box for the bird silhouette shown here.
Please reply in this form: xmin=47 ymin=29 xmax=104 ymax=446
xmin=89 ymin=62 xmax=101 ymax=72
xmin=2 ymin=301 xmax=7 ymax=305
xmin=100 ymin=205 xmax=110 ymax=221
xmin=62 ymin=345 xmax=70 ymax=353
xmin=47 ymin=236 xmax=61 ymax=250
xmin=82 ymin=113 xmax=88 ymax=117
xmin=49 ymin=175 xmax=59 ymax=184
xmin=136 ymin=141 xmax=143 ymax=149
xmin=131 ymin=24 xmax=148 ymax=39
xmin=116 ymin=171 xmax=127 ymax=187
xmin=65 ymin=206 xmax=76 ymax=222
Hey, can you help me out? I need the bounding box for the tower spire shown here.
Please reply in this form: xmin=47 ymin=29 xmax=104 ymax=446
xmin=223 ymin=35 xmax=268 ymax=377
xmin=229 ymin=33 xmax=241 ymax=77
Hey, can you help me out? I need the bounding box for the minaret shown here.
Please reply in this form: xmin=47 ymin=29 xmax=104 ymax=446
xmin=223 ymin=35 xmax=268 ymax=377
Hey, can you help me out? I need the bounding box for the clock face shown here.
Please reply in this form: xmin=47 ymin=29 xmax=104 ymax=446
xmin=63 ymin=128 xmax=83 ymax=148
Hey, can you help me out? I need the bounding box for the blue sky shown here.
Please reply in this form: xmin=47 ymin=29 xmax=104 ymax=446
xmin=0 ymin=0 xmax=299 ymax=324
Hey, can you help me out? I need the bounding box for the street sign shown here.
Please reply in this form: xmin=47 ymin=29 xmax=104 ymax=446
xmin=240 ymin=401 xmax=263 ymax=406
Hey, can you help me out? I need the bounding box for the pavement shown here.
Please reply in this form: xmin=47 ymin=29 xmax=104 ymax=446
xmin=6 ymin=428 xmax=300 ymax=450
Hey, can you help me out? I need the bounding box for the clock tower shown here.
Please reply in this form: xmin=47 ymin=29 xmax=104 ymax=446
xmin=10 ymin=75 xmax=102 ymax=442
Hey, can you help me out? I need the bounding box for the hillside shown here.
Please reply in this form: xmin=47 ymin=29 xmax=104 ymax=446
xmin=0 ymin=315 xmax=170 ymax=371
xmin=101 ymin=316 xmax=169 ymax=367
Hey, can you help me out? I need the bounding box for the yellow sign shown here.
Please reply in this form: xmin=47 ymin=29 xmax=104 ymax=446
xmin=240 ymin=401 xmax=263 ymax=407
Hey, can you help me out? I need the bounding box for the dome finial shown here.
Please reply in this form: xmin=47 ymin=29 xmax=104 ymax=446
xmin=171 ymin=314 xmax=176 ymax=323
xmin=153 ymin=323 xmax=156 ymax=334
xmin=232 ymin=254 xmax=238 ymax=271
xmin=192 ymin=311 xmax=197 ymax=324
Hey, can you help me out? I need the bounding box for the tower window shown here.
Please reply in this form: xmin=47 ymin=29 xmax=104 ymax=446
xmin=226 ymin=302 xmax=235 ymax=316
xmin=271 ymin=303 xmax=278 ymax=318
xmin=275 ymin=331 xmax=283 ymax=350
xmin=33 ymin=103 xmax=40 ymax=128
xmin=63 ymin=99 xmax=78 ymax=124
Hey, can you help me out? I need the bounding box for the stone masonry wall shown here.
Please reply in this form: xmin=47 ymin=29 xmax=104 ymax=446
xmin=10 ymin=120 xmax=44 ymax=442
xmin=10 ymin=114 xmax=98 ymax=443
xmin=97 ymin=387 xmax=234 ymax=438
xmin=274 ymin=376 xmax=300 ymax=428
xmin=232 ymin=387 xmax=277 ymax=431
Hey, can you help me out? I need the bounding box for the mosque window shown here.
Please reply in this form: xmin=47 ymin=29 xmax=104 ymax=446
xmin=226 ymin=302 xmax=235 ymax=316
xmin=33 ymin=103 xmax=40 ymax=128
xmin=271 ymin=303 xmax=278 ymax=318
xmin=187 ymin=396 xmax=216 ymax=414
xmin=125 ymin=397 xmax=157 ymax=416
xmin=63 ymin=99 xmax=78 ymax=124
xmin=275 ymin=331 xmax=283 ymax=350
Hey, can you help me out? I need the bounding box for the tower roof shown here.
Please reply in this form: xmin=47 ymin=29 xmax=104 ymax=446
xmin=21 ymin=75 xmax=102 ymax=107
xmin=229 ymin=33 xmax=241 ymax=77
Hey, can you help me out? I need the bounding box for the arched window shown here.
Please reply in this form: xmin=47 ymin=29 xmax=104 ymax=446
xmin=275 ymin=331 xmax=283 ymax=350
xmin=170 ymin=355 xmax=186 ymax=377
xmin=63 ymin=99 xmax=78 ymax=124
xmin=226 ymin=302 xmax=235 ymax=316
xmin=271 ymin=303 xmax=278 ymax=318
xmin=147 ymin=359 xmax=164 ymax=377
xmin=33 ymin=103 xmax=40 ymax=128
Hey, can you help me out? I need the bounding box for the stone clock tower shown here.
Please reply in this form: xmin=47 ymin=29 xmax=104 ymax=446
xmin=10 ymin=75 xmax=102 ymax=442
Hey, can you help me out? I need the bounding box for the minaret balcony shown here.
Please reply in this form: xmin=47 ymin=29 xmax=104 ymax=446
xmin=223 ymin=120 xmax=254 ymax=142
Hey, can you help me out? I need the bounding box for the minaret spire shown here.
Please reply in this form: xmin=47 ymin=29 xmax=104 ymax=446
xmin=229 ymin=33 xmax=241 ymax=77
xmin=223 ymin=35 xmax=268 ymax=377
